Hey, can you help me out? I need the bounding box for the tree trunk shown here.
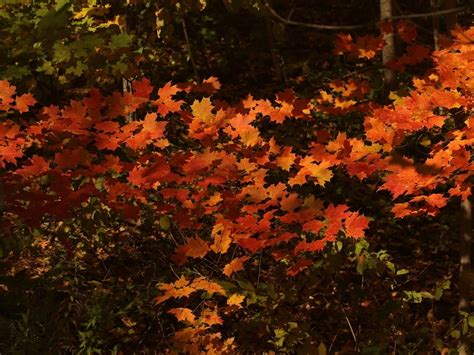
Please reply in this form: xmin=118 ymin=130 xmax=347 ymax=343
xmin=380 ymin=0 xmax=396 ymax=90
xmin=0 ymin=178 xmax=4 ymax=216
xmin=431 ymin=0 xmax=440 ymax=50
xmin=122 ymin=77 xmax=133 ymax=122
xmin=264 ymin=15 xmax=283 ymax=82
xmin=459 ymin=198 xmax=472 ymax=355
xmin=445 ymin=0 xmax=458 ymax=31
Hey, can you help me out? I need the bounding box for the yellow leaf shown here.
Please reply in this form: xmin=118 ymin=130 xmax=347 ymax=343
xmin=227 ymin=293 xmax=245 ymax=307
xmin=305 ymin=160 xmax=333 ymax=186
xmin=191 ymin=97 xmax=214 ymax=123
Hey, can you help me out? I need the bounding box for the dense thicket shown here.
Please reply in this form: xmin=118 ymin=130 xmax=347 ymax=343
xmin=0 ymin=1 xmax=473 ymax=353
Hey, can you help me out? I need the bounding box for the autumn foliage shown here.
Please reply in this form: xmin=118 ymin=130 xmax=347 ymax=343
xmin=1 ymin=4 xmax=473 ymax=350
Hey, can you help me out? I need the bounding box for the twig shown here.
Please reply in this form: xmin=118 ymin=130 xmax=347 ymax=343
xmin=328 ymin=331 xmax=339 ymax=353
xmin=341 ymin=306 xmax=359 ymax=351
xmin=257 ymin=250 xmax=263 ymax=285
xmin=169 ymin=264 xmax=180 ymax=279
xmin=182 ymin=18 xmax=200 ymax=81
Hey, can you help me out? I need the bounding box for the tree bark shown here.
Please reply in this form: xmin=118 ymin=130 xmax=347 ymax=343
xmin=431 ymin=0 xmax=440 ymax=50
xmin=459 ymin=198 xmax=472 ymax=355
xmin=380 ymin=0 xmax=396 ymax=90
xmin=264 ymin=15 xmax=283 ymax=82
xmin=0 ymin=178 xmax=4 ymax=217
xmin=122 ymin=77 xmax=133 ymax=122
xmin=445 ymin=0 xmax=458 ymax=31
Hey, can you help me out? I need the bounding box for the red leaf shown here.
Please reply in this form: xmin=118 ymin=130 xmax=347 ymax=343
xmin=344 ymin=212 xmax=369 ymax=239
xmin=16 ymin=156 xmax=49 ymax=177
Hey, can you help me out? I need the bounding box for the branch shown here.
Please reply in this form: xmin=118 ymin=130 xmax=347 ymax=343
xmin=264 ymin=2 xmax=369 ymax=30
xmin=264 ymin=2 xmax=469 ymax=31
xmin=388 ymin=5 xmax=469 ymax=20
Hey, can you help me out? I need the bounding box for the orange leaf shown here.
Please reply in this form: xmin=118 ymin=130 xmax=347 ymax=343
xmin=223 ymin=256 xmax=250 ymax=277
xmin=200 ymin=308 xmax=223 ymax=326
xmin=275 ymin=146 xmax=296 ymax=171
xmin=191 ymin=97 xmax=214 ymax=123
xmin=191 ymin=277 xmax=226 ymax=296
xmin=15 ymin=93 xmax=37 ymax=113
xmin=183 ymin=237 xmax=210 ymax=258
xmin=210 ymin=223 xmax=232 ymax=254
xmin=168 ymin=308 xmax=196 ymax=324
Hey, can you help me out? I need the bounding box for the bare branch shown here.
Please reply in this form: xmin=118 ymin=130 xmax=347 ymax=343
xmin=264 ymin=2 xmax=369 ymax=30
xmin=264 ymin=2 xmax=469 ymax=31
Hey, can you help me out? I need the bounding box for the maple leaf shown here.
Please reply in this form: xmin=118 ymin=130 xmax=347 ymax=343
xmin=181 ymin=237 xmax=210 ymax=258
xmin=191 ymin=277 xmax=226 ymax=296
xmin=334 ymin=33 xmax=355 ymax=55
xmin=228 ymin=114 xmax=261 ymax=147
xmin=54 ymin=148 xmax=91 ymax=170
xmin=155 ymin=276 xmax=196 ymax=304
xmin=227 ymin=294 xmax=245 ymax=308
xmin=94 ymin=120 xmax=120 ymax=133
xmin=280 ymin=193 xmax=301 ymax=212
xmin=275 ymin=146 xmax=296 ymax=171
xmin=391 ymin=202 xmax=414 ymax=218
xmin=206 ymin=192 xmax=223 ymax=207
xmin=223 ymin=256 xmax=250 ymax=277
xmin=191 ymin=97 xmax=214 ymax=123
xmin=155 ymin=82 xmax=184 ymax=116
xmin=193 ymin=76 xmax=221 ymax=94
xmin=302 ymin=220 xmax=324 ymax=234
xmin=356 ymin=35 xmax=385 ymax=59
xmin=303 ymin=160 xmax=334 ymax=186
xmin=168 ymin=308 xmax=196 ymax=324
xmin=344 ymin=212 xmax=369 ymax=238
xmin=287 ymin=258 xmax=313 ymax=276
xmin=132 ymin=77 xmax=153 ymax=98
xmin=0 ymin=80 xmax=16 ymax=110
xmin=200 ymin=309 xmax=223 ymax=326
xmin=210 ymin=223 xmax=232 ymax=254
xmin=397 ymin=20 xmax=417 ymax=43
xmin=16 ymin=156 xmax=49 ymax=178
xmin=15 ymin=93 xmax=37 ymax=113
xmin=295 ymin=240 xmax=326 ymax=254
xmin=0 ymin=143 xmax=24 ymax=166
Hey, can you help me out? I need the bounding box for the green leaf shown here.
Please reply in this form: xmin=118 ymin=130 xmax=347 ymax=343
xmin=396 ymin=269 xmax=409 ymax=276
xmin=317 ymin=341 xmax=327 ymax=355
xmin=274 ymin=328 xmax=287 ymax=347
xmin=159 ymin=216 xmax=171 ymax=230
xmin=355 ymin=240 xmax=368 ymax=256
xmin=237 ymin=279 xmax=255 ymax=292
xmin=109 ymin=33 xmax=133 ymax=49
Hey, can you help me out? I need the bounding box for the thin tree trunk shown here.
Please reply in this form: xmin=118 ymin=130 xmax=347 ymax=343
xmin=0 ymin=178 xmax=4 ymax=216
xmin=459 ymin=198 xmax=472 ymax=355
xmin=122 ymin=77 xmax=133 ymax=122
xmin=380 ymin=0 xmax=396 ymax=89
xmin=445 ymin=0 xmax=458 ymax=31
xmin=264 ymin=15 xmax=283 ymax=82
xmin=431 ymin=0 xmax=440 ymax=50
xmin=182 ymin=18 xmax=200 ymax=82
